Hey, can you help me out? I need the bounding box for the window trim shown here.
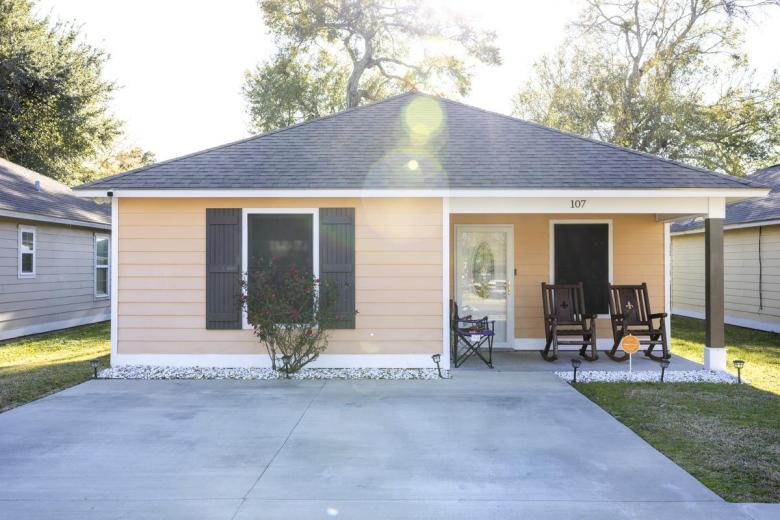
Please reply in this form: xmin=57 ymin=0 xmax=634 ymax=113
xmin=94 ymin=233 xmax=111 ymax=298
xmin=241 ymin=208 xmax=320 ymax=329
xmin=18 ymin=225 xmax=36 ymax=278
xmin=548 ymin=219 xmax=613 ymax=318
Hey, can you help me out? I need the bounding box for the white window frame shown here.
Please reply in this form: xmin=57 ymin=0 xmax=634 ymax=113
xmin=241 ymin=208 xmax=320 ymax=329
xmin=94 ymin=233 xmax=110 ymax=298
xmin=18 ymin=225 xmax=36 ymax=278
xmin=549 ymin=219 xmax=613 ymax=318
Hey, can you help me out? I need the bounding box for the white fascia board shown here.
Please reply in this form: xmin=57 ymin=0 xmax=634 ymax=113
xmin=0 ymin=209 xmax=111 ymax=230
xmin=72 ymin=187 xmax=769 ymax=199
xmin=670 ymin=219 xmax=780 ymax=236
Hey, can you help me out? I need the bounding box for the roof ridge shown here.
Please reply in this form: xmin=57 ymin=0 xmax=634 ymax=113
xmin=77 ymin=90 xmax=420 ymax=189
xmin=425 ymin=94 xmax=755 ymax=189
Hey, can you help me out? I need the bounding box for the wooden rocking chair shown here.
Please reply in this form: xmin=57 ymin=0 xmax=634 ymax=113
xmin=607 ymin=283 xmax=669 ymax=362
xmin=540 ymin=282 xmax=598 ymax=362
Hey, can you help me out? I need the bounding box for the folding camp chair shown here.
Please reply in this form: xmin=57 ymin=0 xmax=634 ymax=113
xmin=450 ymin=300 xmax=495 ymax=368
xmin=540 ymin=282 xmax=598 ymax=362
xmin=607 ymin=283 xmax=669 ymax=362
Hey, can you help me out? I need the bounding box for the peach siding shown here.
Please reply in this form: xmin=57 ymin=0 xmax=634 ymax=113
xmin=117 ymin=197 xmax=443 ymax=355
xmin=450 ymin=214 xmax=665 ymax=340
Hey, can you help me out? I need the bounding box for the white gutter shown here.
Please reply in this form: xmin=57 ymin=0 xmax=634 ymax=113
xmin=72 ymin=187 xmax=769 ymax=199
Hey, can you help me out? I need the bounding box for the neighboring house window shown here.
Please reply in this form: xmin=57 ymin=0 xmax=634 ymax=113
xmin=243 ymin=210 xmax=319 ymax=327
xmin=18 ymin=225 xmax=36 ymax=278
xmin=551 ymin=222 xmax=612 ymax=315
xmin=95 ymin=234 xmax=110 ymax=298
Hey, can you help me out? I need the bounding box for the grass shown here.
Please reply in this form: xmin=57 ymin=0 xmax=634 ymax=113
xmin=672 ymin=315 xmax=780 ymax=394
xmin=0 ymin=322 xmax=110 ymax=413
xmin=576 ymin=316 xmax=780 ymax=503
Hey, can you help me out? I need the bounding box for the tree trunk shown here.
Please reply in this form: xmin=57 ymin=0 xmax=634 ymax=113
xmin=346 ymin=64 xmax=364 ymax=108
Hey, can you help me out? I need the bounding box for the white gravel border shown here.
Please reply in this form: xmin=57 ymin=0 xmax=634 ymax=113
xmin=555 ymin=369 xmax=739 ymax=384
xmin=98 ymin=366 xmax=449 ymax=380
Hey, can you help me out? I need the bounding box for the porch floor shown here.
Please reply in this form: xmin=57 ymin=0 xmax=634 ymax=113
xmin=456 ymin=350 xmax=702 ymax=372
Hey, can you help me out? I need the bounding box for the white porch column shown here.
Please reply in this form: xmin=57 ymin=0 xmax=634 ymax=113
xmin=441 ymin=197 xmax=451 ymax=369
xmin=704 ymin=197 xmax=726 ymax=371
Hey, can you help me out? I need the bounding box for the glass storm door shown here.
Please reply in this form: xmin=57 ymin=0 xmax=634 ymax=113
xmin=455 ymin=225 xmax=514 ymax=346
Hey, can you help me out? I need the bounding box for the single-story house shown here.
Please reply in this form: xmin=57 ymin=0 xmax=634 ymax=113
xmin=672 ymin=163 xmax=780 ymax=333
xmin=1 ymin=158 xmax=111 ymax=340
xmin=74 ymin=92 xmax=767 ymax=371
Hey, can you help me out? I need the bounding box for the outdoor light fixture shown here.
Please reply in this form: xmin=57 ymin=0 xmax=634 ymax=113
xmin=733 ymin=359 xmax=745 ymax=384
xmin=571 ymin=358 xmax=582 ymax=383
xmin=659 ymin=359 xmax=670 ymax=382
xmin=89 ymin=359 xmax=100 ymax=379
xmin=431 ymin=354 xmax=442 ymax=378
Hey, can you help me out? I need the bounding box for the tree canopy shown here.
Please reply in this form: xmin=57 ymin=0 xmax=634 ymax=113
xmin=513 ymin=0 xmax=780 ymax=176
xmin=0 ymin=0 xmax=152 ymax=184
xmin=244 ymin=0 xmax=501 ymax=132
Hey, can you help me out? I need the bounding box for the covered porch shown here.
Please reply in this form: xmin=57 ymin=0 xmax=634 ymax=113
xmin=443 ymin=193 xmax=729 ymax=371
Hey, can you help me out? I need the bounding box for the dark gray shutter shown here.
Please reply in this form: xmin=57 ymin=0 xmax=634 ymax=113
xmin=320 ymin=208 xmax=355 ymax=329
xmin=206 ymin=209 xmax=242 ymax=329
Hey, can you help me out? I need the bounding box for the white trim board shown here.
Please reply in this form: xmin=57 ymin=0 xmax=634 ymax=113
xmin=111 ymin=353 xmax=439 ymax=369
xmin=672 ymin=308 xmax=780 ymax=334
xmin=73 ymin=188 xmax=768 ymax=200
xmin=110 ymin=197 xmax=119 ymax=362
xmin=0 ymin=313 xmax=109 ymax=342
xmin=441 ymin=197 xmax=451 ymax=369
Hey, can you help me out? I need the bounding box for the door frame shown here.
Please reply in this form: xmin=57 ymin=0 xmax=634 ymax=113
xmin=454 ymin=224 xmax=515 ymax=348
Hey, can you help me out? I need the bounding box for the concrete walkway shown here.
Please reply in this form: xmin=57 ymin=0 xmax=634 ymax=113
xmin=0 ymin=372 xmax=771 ymax=519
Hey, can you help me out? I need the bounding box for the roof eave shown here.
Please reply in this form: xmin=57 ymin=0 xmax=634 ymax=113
xmin=72 ymin=187 xmax=770 ymax=198
xmin=0 ymin=209 xmax=111 ymax=230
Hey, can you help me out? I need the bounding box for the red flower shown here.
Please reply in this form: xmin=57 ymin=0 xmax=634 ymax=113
xmin=290 ymin=309 xmax=300 ymax=318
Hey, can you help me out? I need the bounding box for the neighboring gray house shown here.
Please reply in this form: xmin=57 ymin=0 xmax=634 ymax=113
xmin=1 ymin=158 xmax=111 ymax=340
xmin=672 ymin=164 xmax=780 ymax=332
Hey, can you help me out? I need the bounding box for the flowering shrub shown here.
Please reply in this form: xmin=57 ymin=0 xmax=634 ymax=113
xmin=242 ymin=259 xmax=334 ymax=377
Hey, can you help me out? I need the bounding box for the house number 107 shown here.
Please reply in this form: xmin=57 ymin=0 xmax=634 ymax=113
xmin=570 ymin=199 xmax=587 ymax=209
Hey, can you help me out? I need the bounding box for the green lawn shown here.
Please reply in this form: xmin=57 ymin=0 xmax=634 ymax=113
xmin=0 ymin=322 xmax=110 ymax=412
xmin=576 ymin=316 xmax=780 ymax=503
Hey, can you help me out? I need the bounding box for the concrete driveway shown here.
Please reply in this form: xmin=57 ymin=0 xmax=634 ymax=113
xmin=0 ymin=372 xmax=765 ymax=519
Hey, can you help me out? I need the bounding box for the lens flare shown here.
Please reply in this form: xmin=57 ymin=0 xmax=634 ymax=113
xmin=403 ymin=96 xmax=444 ymax=145
xmin=407 ymin=159 xmax=419 ymax=170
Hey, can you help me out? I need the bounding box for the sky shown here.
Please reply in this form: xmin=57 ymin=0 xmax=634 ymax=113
xmin=36 ymin=0 xmax=780 ymax=162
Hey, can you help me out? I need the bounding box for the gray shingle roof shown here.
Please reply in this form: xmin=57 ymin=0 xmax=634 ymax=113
xmin=77 ymin=92 xmax=760 ymax=191
xmin=672 ymin=164 xmax=780 ymax=233
xmin=0 ymin=157 xmax=110 ymax=228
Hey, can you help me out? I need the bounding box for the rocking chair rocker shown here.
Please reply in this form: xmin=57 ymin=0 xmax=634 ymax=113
xmin=540 ymin=282 xmax=598 ymax=362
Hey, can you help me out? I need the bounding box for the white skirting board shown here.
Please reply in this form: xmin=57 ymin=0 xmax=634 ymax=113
xmin=0 ymin=312 xmax=109 ymax=342
xmin=673 ymin=308 xmax=780 ymax=334
xmin=111 ymin=353 xmax=440 ymax=369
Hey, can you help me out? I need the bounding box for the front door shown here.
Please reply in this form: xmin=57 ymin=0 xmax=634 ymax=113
xmin=455 ymin=225 xmax=514 ymax=347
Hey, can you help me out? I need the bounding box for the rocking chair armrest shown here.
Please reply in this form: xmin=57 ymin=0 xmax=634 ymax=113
xmin=650 ymin=312 xmax=668 ymax=319
xmin=582 ymin=313 xmax=599 ymax=320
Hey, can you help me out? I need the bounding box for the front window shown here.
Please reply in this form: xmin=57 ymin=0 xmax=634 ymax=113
xmin=552 ymin=222 xmax=611 ymax=314
xmin=243 ymin=210 xmax=318 ymax=326
xmin=18 ymin=225 xmax=36 ymax=278
xmin=95 ymin=234 xmax=110 ymax=298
